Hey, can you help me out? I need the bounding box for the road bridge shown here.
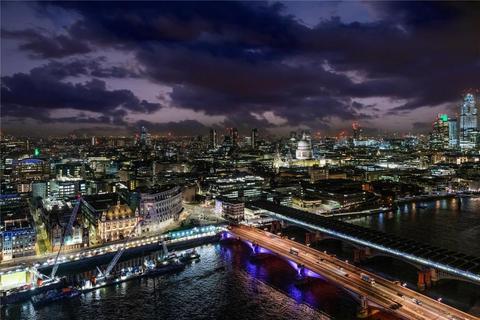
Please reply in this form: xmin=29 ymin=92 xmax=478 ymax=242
xmin=227 ymin=225 xmax=478 ymax=320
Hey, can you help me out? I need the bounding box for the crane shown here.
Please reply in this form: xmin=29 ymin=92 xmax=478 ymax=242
xmin=50 ymin=197 xmax=83 ymax=279
xmin=98 ymin=219 xmax=144 ymax=279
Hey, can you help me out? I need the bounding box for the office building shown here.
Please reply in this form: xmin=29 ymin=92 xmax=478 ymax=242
xmin=251 ymin=128 xmax=258 ymax=149
xmin=448 ymin=118 xmax=458 ymax=148
xmin=459 ymin=93 xmax=478 ymax=149
xmin=209 ymin=129 xmax=217 ymax=149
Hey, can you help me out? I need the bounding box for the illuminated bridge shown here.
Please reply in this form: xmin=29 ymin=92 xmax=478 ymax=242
xmin=249 ymin=200 xmax=480 ymax=284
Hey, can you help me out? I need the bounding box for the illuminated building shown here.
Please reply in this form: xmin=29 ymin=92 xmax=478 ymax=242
xmin=203 ymin=174 xmax=265 ymax=201
xmin=430 ymin=114 xmax=449 ymax=150
xmin=55 ymin=162 xmax=84 ymax=178
xmin=43 ymin=200 xmax=87 ymax=251
xmin=98 ymin=201 xmax=140 ymax=243
xmin=0 ymin=195 xmax=36 ymax=261
xmin=459 ymin=93 xmax=478 ymax=149
xmin=139 ymin=126 xmax=151 ymax=147
xmin=137 ymin=185 xmax=183 ymax=234
xmin=32 ymin=181 xmax=47 ymax=200
xmin=251 ymin=128 xmax=258 ymax=149
xmin=448 ymin=118 xmax=458 ymax=148
xmin=209 ymin=129 xmax=217 ymax=149
xmin=14 ymin=158 xmax=50 ymax=182
xmin=295 ymin=132 xmax=313 ymax=160
xmin=219 ymin=198 xmax=244 ymax=222
xmin=49 ymin=178 xmax=86 ymax=200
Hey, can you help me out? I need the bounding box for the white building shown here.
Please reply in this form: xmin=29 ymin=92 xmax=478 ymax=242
xmin=295 ymin=133 xmax=313 ymax=160
xmin=221 ymin=199 xmax=244 ymax=223
xmin=138 ymin=185 xmax=183 ymax=234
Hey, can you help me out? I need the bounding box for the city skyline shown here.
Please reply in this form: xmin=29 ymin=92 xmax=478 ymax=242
xmin=1 ymin=1 xmax=479 ymax=136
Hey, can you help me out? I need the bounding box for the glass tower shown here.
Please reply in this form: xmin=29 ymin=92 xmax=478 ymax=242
xmin=459 ymin=93 xmax=478 ymax=149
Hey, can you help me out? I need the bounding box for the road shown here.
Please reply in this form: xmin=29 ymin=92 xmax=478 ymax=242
xmin=229 ymin=225 xmax=478 ymax=320
xmin=0 ymin=227 xmax=220 ymax=271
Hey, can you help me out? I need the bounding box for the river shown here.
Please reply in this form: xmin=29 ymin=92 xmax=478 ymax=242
xmin=2 ymin=241 xmax=400 ymax=320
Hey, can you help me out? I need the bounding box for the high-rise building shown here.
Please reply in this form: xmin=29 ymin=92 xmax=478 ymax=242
xmin=430 ymin=114 xmax=449 ymax=150
xmin=251 ymin=128 xmax=258 ymax=149
xmin=352 ymin=121 xmax=362 ymax=141
xmin=139 ymin=126 xmax=151 ymax=146
xmin=448 ymin=118 xmax=458 ymax=149
xmin=230 ymin=127 xmax=239 ymax=146
xmin=209 ymin=129 xmax=217 ymax=149
xmin=459 ymin=93 xmax=478 ymax=149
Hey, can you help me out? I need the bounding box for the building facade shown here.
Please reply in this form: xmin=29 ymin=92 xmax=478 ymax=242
xmin=221 ymin=199 xmax=244 ymax=222
xmin=448 ymin=118 xmax=458 ymax=148
xmin=98 ymin=202 xmax=140 ymax=243
xmin=138 ymin=185 xmax=183 ymax=234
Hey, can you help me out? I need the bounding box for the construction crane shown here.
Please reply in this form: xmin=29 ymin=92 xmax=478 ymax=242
xmin=50 ymin=197 xmax=83 ymax=279
xmin=98 ymin=219 xmax=144 ymax=279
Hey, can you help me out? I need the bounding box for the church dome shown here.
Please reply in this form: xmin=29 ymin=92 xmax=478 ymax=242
xmin=297 ymin=140 xmax=310 ymax=149
xmin=295 ymin=134 xmax=313 ymax=160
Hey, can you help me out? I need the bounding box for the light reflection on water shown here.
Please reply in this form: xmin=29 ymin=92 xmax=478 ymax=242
xmin=3 ymin=242 xmax=360 ymax=320
xmin=349 ymin=197 xmax=480 ymax=256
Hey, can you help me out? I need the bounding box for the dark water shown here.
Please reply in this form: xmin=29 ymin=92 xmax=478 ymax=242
xmin=345 ymin=197 xmax=480 ymax=315
xmin=4 ymin=241 xmax=383 ymax=320
xmin=278 ymin=197 xmax=480 ymax=316
xmin=348 ymin=197 xmax=480 ymax=256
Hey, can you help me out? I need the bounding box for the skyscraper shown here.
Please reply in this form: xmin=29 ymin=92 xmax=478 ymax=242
xmin=209 ymin=129 xmax=217 ymax=149
xmin=139 ymin=126 xmax=151 ymax=146
xmin=448 ymin=118 xmax=458 ymax=149
xmin=459 ymin=93 xmax=478 ymax=149
xmin=430 ymin=114 xmax=449 ymax=150
xmin=251 ymin=128 xmax=258 ymax=149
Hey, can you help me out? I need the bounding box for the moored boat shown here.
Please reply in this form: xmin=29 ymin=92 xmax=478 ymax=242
xmin=31 ymin=287 xmax=80 ymax=308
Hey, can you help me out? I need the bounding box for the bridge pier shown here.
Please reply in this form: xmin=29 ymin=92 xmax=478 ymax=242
xmin=430 ymin=268 xmax=438 ymax=285
xmin=417 ymin=268 xmax=434 ymax=290
xmin=356 ymin=296 xmax=369 ymax=318
xmin=353 ymin=247 xmax=373 ymax=263
xmin=253 ymin=242 xmax=260 ymax=254
xmin=305 ymin=231 xmax=328 ymax=246
xmin=294 ymin=263 xmax=310 ymax=286
xmin=270 ymin=221 xmax=282 ymax=234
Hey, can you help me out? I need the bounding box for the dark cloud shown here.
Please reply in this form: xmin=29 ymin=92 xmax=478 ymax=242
xmin=1 ymin=1 xmax=479 ymax=135
xmin=2 ymin=28 xmax=91 ymax=58
xmin=27 ymin=58 xmax=140 ymax=80
xmin=134 ymin=119 xmax=210 ymax=136
xmin=1 ymin=64 xmax=160 ymax=123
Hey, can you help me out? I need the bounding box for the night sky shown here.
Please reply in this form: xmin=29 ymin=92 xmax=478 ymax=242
xmin=1 ymin=1 xmax=479 ymax=136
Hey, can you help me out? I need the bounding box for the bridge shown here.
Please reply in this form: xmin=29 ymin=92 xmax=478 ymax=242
xmin=227 ymin=225 xmax=478 ymax=320
xmin=249 ymin=200 xmax=480 ymax=285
